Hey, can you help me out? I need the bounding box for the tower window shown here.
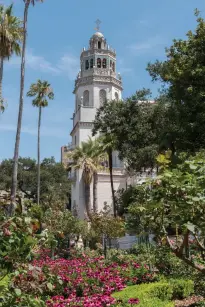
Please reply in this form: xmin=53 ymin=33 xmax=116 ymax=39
xmin=98 ymin=41 xmax=101 ymax=49
xmin=99 ymin=89 xmax=106 ymax=105
xmin=115 ymin=92 xmax=119 ymax=101
xmin=85 ymin=60 xmax=89 ymax=70
xmin=112 ymin=62 xmax=115 ymax=72
xmin=102 ymin=58 xmax=107 ymax=68
xmin=83 ymin=90 xmax=89 ymax=106
xmin=90 ymin=58 xmax=93 ymax=68
xmin=97 ymin=58 xmax=101 ymax=68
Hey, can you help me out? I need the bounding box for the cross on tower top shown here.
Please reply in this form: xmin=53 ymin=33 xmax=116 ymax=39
xmin=95 ymin=19 xmax=101 ymax=31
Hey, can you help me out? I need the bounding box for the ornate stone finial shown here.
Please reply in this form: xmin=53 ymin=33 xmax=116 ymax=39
xmin=95 ymin=19 xmax=101 ymax=31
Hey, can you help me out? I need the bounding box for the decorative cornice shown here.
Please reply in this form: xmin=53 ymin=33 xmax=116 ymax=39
xmin=73 ymin=75 xmax=123 ymax=93
xmin=70 ymin=121 xmax=94 ymax=136
xmin=81 ymin=49 xmax=116 ymax=58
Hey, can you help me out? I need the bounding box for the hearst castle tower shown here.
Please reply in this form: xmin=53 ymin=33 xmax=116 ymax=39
xmin=62 ymin=22 xmax=126 ymax=219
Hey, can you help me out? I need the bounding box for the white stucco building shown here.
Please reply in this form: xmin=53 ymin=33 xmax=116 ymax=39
xmin=67 ymin=27 xmax=128 ymax=219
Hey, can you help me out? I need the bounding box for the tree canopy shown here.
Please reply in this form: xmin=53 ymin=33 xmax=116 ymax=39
xmin=127 ymin=151 xmax=205 ymax=273
xmin=0 ymin=157 xmax=71 ymax=206
xmin=93 ymin=89 xmax=168 ymax=172
xmin=147 ymin=11 xmax=205 ymax=153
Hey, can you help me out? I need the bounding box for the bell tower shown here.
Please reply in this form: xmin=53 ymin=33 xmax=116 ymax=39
xmin=70 ymin=23 xmax=124 ymax=219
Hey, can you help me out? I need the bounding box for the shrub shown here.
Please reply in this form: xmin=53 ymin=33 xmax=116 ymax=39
xmin=148 ymin=283 xmax=173 ymax=301
xmin=113 ymin=282 xmax=174 ymax=307
xmin=113 ymin=279 xmax=193 ymax=307
xmin=1 ymin=292 xmax=45 ymax=307
xmin=0 ymin=216 xmax=38 ymax=272
xmin=169 ymin=279 xmax=194 ymax=299
xmin=194 ymin=273 xmax=205 ymax=297
xmin=154 ymin=245 xmax=194 ymax=278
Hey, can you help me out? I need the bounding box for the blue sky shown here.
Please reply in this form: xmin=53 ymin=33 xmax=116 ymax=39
xmin=0 ymin=0 xmax=204 ymax=162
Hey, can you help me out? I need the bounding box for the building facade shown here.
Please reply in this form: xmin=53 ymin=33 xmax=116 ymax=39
xmin=68 ymin=29 xmax=127 ymax=219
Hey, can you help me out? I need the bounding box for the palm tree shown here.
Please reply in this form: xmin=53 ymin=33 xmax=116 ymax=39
xmin=27 ymin=80 xmax=54 ymax=206
xmin=0 ymin=4 xmax=23 ymax=110
xmin=85 ymin=137 xmax=105 ymax=213
xmin=10 ymin=0 xmax=43 ymax=216
xmin=67 ymin=137 xmax=103 ymax=218
xmin=99 ymin=134 xmax=117 ymax=217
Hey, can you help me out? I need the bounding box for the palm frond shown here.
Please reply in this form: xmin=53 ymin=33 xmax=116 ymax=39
xmin=0 ymin=4 xmax=23 ymax=58
xmin=27 ymin=79 xmax=54 ymax=108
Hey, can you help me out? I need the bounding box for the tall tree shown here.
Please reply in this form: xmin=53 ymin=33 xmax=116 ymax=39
xmin=10 ymin=0 xmax=43 ymax=216
xmin=98 ymin=135 xmax=117 ymax=217
xmin=0 ymin=4 xmax=23 ymax=109
xmin=27 ymin=80 xmax=54 ymax=206
xmin=127 ymin=151 xmax=205 ymax=274
xmin=147 ymin=11 xmax=205 ymax=153
xmin=67 ymin=137 xmax=103 ymax=218
xmin=93 ymin=91 xmax=168 ymax=172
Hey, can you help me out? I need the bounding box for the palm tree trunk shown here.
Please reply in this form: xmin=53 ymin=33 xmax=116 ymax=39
xmin=93 ymin=171 xmax=98 ymax=212
xmin=10 ymin=1 xmax=29 ymax=216
xmin=37 ymin=106 xmax=42 ymax=206
xmin=84 ymin=183 xmax=91 ymax=219
xmin=108 ymin=149 xmax=117 ymax=217
xmin=0 ymin=57 xmax=4 ymax=111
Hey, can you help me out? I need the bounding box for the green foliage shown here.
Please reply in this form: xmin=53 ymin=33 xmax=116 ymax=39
xmin=194 ymin=273 xmax=205 ymax=297
xmin=0 ymin=157 xmax=71 ymax=205
xmin=89 ymin=205 xmax=125 ymax=240
xmin=0 ymin=293 xmax=45 ymax=307
xmin=116 ymin=185 xmax=151 ymax=218
xmin=27 ymin=79 xmax=54 ymax=108
xmin=105 ymin=248 xmax=138 ymax=265
xmin=93 ymin=90 xmax=169 ymax=172
xmin=113 ymin=281 xmax=175 ymax=306
xmin=0 ymin=216 xmax=38 ymax=272
xmin=154 ymin=245 xmax=194 ymax=278
xmin=169 ymin=279 xmax=194 ymax=299
xmin=66 ymin=136 xmax=105 ymax=216
xmin=9 ymin=264 xmax=64 ymax=299
xmin=127 ymin=151 xmax=205 ymax=272
xmin=113 ymin=279 xmax=193 ymax=307
xmin=0 ymin=4 xmax=23 ymax=59
xmin=147 ymin=13 xmax=205 ymax=152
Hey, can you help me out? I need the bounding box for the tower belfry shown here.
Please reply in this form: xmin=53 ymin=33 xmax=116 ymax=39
xmin=69 ymin=26 xmax=124 ymax=219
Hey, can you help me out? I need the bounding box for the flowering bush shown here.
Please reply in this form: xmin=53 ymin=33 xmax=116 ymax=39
xmin=9 ymin=253 xmax=155 ymax=307
xmin=0 ymin=216 xmax=39 ymax=273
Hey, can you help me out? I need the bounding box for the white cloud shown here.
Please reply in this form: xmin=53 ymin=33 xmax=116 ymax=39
xmin=57 ymin=54 xmax=79 ymax=80
xmin=128 ymin=35 xmax=166 ymax=54
xmin=6 ymin=49 xmax=79 ymax=80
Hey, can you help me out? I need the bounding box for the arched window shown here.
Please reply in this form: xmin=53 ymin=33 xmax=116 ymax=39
xmin=97 ymin=58 xmax=101 ymax=68
xmin=98 ymin=41 xmax=101 ymax=49
xmin=112 ymin=62 xmax=115 ymax=72
xmin=102 ymin=58 xmax=107 ymax=68
xmin=110 ymin=60 xmax=112 ymax=68
xmin=85 ymin=60 xmax=89 ymax=70
xmin=83 ymin=90 xmax=89 ymax=106
xmin=90 ymin=58 xmax=93 ymax=68
xmin=99 ymin=89 xmax=106 ymax=105
xmin=115 ymin=92 xmax=119 ymax=101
